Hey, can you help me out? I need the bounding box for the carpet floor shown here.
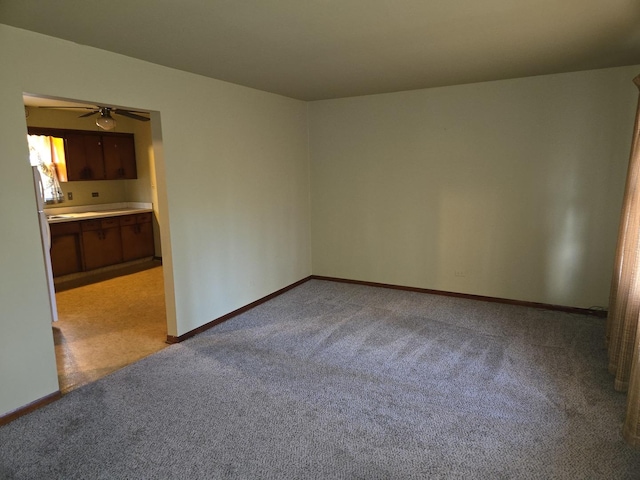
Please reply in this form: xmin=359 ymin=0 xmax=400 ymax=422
xmin=1 ymin=279 xmax=639 ymax=479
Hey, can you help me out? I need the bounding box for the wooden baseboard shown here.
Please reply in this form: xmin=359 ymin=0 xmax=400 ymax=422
xmin=0 ymin=390 xmax=62 ymax=427
xmin=310 ymin=275 xmax=608 ymax=318
xmin=166 ymin=273 xmax=606 ymax=344
xmin=166 ymin=276 xmax=313 ymax=343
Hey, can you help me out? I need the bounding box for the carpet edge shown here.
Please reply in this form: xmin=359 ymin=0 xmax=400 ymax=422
xmin=166 ymin=276 xmax=314 ymax=344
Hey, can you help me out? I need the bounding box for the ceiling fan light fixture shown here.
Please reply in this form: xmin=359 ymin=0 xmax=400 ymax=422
xmin=96 ymin=110 xmax=116 ymax=130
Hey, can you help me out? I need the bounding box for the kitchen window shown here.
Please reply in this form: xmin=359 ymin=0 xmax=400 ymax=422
xmin=28 ymin=134 xmax=67 ymax=204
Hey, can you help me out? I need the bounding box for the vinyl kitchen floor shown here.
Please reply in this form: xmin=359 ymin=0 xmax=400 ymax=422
xmin=53 ymin=263 xmax=168 ymax=393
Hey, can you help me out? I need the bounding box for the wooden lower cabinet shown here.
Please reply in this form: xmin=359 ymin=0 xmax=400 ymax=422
xmin=50 ymin=222 xmax=83 ymax=277
xmin=121 ymin=213 xmax=154 ymax=261
xmin=50 ymin=212 xmax=154 ymax=277
xmin=81 ymin=220 xmax=124 ymax=271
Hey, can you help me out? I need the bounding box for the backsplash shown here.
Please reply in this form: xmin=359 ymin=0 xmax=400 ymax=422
xmin=45 ymin=179 xmax=129 ymax=209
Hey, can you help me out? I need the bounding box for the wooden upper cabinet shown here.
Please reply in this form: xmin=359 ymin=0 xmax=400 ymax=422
xmin=63 ymin=134 xmax=86 ymax=181
xmin=29 ymin=128 xmax=138 ymax=182
xmin=102 ymin=135 xmax=137 ymax=179
xmin=65 ymin=133 xmax=106 ymax=181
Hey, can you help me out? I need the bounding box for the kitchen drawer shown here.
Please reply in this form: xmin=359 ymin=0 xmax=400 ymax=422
xmin=81 ymin=220 xmax=102 ymax=231
xmin=136 ymin=212 xmax=152 ymax=224
xmin=50 ymin=221 xmax=80 ymax=236
xmin=80 ymin=218 xmax=119 ymax=231
xmin=120 ymin=212 xmax=151 ymax=225
xmin=101 ymin=218 xmax=120 ymax=229
xmin=119 ymin=215 xmax=136 ymax=226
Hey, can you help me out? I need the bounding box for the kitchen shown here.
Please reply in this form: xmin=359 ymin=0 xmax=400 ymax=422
xmin=25 ymin=96 xmax=168 ymax=392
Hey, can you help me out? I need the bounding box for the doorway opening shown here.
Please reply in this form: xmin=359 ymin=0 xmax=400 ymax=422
xmin=54 ymin=261 xmax=166 ymax=392
xmin=23 ymin=93 xmax=172 ymax=393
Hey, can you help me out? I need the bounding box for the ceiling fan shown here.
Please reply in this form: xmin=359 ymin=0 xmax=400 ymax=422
xmin=38 ymin=105 xmax=150 ymax=131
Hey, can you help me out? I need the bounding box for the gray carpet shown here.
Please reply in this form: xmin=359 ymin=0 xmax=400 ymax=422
xmin=2 ymin=279 xmax=639 ymax=479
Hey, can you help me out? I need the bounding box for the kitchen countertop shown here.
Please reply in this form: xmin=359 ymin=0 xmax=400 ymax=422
xmin=45 ymin=202 xmax=153 ymax=224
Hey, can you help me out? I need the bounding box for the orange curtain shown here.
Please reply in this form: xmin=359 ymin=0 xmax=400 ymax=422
xmin=607 ymin=74 xmax=640 ymax=447
xmin=51 ymin=136 xmax=67 ymax=182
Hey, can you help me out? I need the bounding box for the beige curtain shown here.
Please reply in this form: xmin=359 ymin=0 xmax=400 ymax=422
xmin=607 ymin=74 xmax=640 ymax=447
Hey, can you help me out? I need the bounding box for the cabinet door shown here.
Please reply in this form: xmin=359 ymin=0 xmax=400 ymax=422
xmin=121 ymin=220 xmax=154 ymax=261
xmin=65 ymin=133 xmax=106 ymax=180
xmin=64 ymin=134 xmax=88 ymax=181
xmin=82 ymin=226 xmax=123 ymax=270
xmin=84 ymin=134 xmax=106 ymax=180
xmin=50 ymin=234 xmax=82 ymax=277
xmin=102 ymin=135 xmax=137 ymax=179
xmin=50 ymin=221 xmax=83 ymax=277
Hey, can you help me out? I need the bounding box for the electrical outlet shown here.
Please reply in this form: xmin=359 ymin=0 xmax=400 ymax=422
xmin=67 ymin=192 xmax=73 ymax=200
xmin=92 ymin=192 xmax=99 ymax=197
xmin=454 ymin=270 xmax=467 ymax=277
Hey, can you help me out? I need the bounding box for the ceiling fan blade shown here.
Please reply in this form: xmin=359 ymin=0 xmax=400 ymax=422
xmin=78 ymin=111 xmax=99 ymax=118
xmin=37 ymin=106 xmax=96 ymax=110
xmin=116 ymin=108 xmax=148 ymax=114
xmin=113 ymin=109 xmax=150 ymax=122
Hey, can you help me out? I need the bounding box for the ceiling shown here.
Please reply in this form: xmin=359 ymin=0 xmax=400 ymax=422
xmin=3 ymin=1 xmax=640 ymax=101
xmin=22 ymin=97 xmax=103 ymax=109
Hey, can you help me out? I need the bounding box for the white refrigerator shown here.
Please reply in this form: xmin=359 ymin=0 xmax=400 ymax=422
xmin=32 ymin=166 xmax=59 ymax=322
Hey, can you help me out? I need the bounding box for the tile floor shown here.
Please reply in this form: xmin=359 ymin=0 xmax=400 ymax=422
xmin=53 ymin=262 xmax=168 ymax=393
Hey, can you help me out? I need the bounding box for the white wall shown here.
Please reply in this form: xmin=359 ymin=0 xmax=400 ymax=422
xmin=309 ymin=66 xmax=639 ymax=308
xmin=0 ymin=25 xmax=311 ymax=417
xmin=2 ymin=21 xmax=636 ymax=419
